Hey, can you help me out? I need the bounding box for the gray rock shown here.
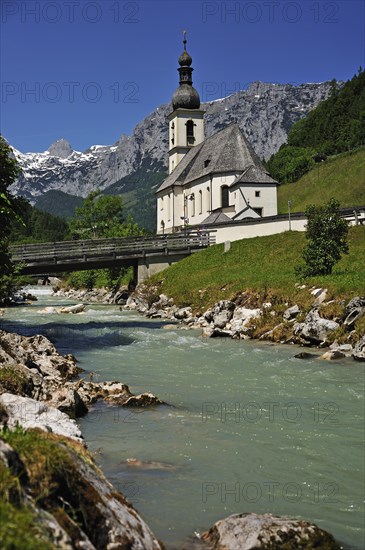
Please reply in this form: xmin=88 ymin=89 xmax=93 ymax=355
xmin=200 ymin=512 xmax=340 ymax=550
xmin=59 ymin=303 xmax=85 ymax=314
xmin=0 ymin=393 xmax=84 ymax=442
xmin=293 ymin=309 xmax=339 ymax=345
xmin=0 ymin=434 xmax=163 ymax=550
xmin=213 ymin=311 xmax=232 ymax=329
xmin=212 ymin=300 xmax=235 ymax=328
xmin=122 ymin=392 xmax=166 ymax=407
xmin=352 ymin=336 xmax=365 ymax=362
xmin=174 ymin=307 xmax=192 ymax=320
xmin=311 ymin=288 xmax=328 ymax=306
xmin=202 ymin=327 xmax=215 ymax=338
xmin=53 ymin=389 xmax=88 ymax=419
xmin=232 ymin=307 xmax=261 ymax=323
xmin=294 ymin=352 xmax=319 ymax=360
xmin=343 ymin=307 xmax=365 ymax=329
xmin=204 ymin=309 xmax=214 ymax=323
xmin=283 ymin=304 xmax=300 ymax=320
xmin=345 ymin=296 xmax=365 ymax=316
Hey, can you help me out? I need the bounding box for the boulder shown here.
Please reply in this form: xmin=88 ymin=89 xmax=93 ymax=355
xmin=343 ymin=307 xmax=365 ymax=329
xmin=294 ymin=352 xmax=319 ymax=360
xmin=202 ymin=327 xmax=233 ymax=338
xmin=211 ymin=301 xmax=235 ymax=329
xmin=0 ymin=393 xmax=84 ymax=443
xmin=352 ymin=336 xmax=365 ymax=362
xmin=122 ymin=392 xmax=166 ymax=407
xmin=204 ymin=309 xmax=214 ymax=323
xmin=59 ymin=303 xmax=85 ymax=314
xmin=320 ymin=350 xmax=346 ymax=361
xmin=0 ymin=330 xmax=81 ymax=381
xmin=51 ymin=388 xmax=88 ymax=418
xmin=283 ymin=304 xmax=300 ymax=320
xmin=344 ymin=296 xmax=365 ymax=316
xmin=38 ymin=306 xmax=59 ymax=314
xmin=293 ymin=309 xmax=339 ymax=345
xmin=200 ymin=512 xmax=340 ymax=550
xmin=174 ymin=307 xmax=192 ymax=320
xmin=0 ymin=434 xmax=163 ymax=550
xmin=311 ymin=287 xmax=328 ymax=306
xmin=232 ymin=307 xmax=261 ymax=324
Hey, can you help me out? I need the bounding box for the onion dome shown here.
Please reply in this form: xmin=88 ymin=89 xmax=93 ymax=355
xmin=172 ymin=84 xmax=200 ymax=110
xmin=172 ymin=31 xmax=201 ymax=110
xmin=178 ymin=49 xmax=192 ymax=67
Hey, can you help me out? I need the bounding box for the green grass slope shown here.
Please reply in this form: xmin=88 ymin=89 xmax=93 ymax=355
xmin=278 ymin=147 xmax=365 ymax=214
xmin=151 ymin=226 xmax=365 ymax=310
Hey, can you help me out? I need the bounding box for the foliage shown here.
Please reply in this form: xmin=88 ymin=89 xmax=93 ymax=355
xmin=296 ymin=199 xmax=349 ymax=277
xmin=66 ymin=266 xmax=134 ymax=290
xmin=68 ymin=190 xmax=143 ymax=239
xmin=35 ymin=189 xmax=83 ymax=219
xmin=0 ymin=366 xmax=31 ymax=395
xmin=104 ymin=161 xmax=166 ymax=231
xmin=66 ymin=191 xmax=142 ymax=290
xmin=10 ymin=198 xmax=69 ymax=243
xmin=266 ymin=68 xmax=365 ymax=182
xmin=266 ymin=146 xmax=315 ymax=183
xmin=149 ymin=226 xmax=364 ymax=311
xmin=278 ymin=147 xmax=365 ymax=213
xmin=0 ymin=135 xmax=23 ymax=303
xmin=0 ymin=426 xmax=100 ymax=547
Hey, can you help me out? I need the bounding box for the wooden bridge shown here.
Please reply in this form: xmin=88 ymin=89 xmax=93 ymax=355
xmin=10 ymin=232 xmax=215 ymax=282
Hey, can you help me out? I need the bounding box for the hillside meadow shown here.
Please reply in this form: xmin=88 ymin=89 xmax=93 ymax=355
xmin=150 ymin=226 xmax=365 ymax=311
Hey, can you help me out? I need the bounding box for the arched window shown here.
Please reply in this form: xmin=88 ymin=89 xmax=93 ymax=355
xmin=221 ymin=185 xmax=229 ymax=208
xmin=186 ymin=120 xmax=195 ymax=146
xmin=190 ymin=193 xmax=195 ymax=217
xmin=167 ymin=194 xmax=171 ymax=221
xmin=199 ymin=190 xmax=203 ymax=214
xmin=206 ymin=187 xmax=210 ymax=211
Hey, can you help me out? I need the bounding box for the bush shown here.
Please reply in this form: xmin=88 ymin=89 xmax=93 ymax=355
xmin=296 ymin=198 xmax=349 ymax=277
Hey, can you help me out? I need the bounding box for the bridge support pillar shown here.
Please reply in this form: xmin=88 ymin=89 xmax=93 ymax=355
xmin=137 ymin=254 xmax=189 ymax=284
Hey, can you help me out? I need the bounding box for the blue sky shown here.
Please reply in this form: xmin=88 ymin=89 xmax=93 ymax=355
xmin=1 ymin=0 xmax=364 ymax=153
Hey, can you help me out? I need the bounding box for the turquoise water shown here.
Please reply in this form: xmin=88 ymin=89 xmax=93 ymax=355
xmin=2 ymin=288 xmax=364 ymax=549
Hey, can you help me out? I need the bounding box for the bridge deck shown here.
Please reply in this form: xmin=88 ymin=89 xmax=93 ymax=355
xmin=10 ymin=233 xmax=215 ymax=275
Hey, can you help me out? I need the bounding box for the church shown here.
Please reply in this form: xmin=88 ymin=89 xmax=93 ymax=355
xmin=156 ymin=35 xmax=279 ymax=234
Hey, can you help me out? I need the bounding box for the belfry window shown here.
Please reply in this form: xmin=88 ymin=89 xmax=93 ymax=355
xmin=221 ymin=185 xmax=229 ymax=208
xmin=186 ymin=120 xmax=195 ymax=146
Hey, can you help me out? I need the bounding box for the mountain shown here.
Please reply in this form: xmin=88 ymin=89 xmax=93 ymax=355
xmin=10 ymin=81 xmax=336 ymax=229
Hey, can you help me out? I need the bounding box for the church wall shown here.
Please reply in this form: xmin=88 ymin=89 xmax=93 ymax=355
xmin=234 ymin=183 xmax=278 ymax=217
xmin=212 ymin=218 xmax=307 ymax=243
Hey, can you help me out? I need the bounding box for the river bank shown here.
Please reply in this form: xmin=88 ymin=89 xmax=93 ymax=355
xmin=55 ymin=284 xmax=365 ymax=362
xmin=1 ymin=288 xmax=362 ymax=548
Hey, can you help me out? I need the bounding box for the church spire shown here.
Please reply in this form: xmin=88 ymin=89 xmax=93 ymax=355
xmin=172 ymin=31 xmax=200 ymax=110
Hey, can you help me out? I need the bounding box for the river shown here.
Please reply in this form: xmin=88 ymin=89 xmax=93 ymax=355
xmin=2 ymin=287 xmax=364 ymax=549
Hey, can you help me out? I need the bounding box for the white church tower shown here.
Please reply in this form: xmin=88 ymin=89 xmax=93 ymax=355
xmin=168 ymin=32 xmax=205 ymax=174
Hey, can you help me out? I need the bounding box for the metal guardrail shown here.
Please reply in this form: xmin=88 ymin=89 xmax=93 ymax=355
xmin=10 ymin=232 xmax=215 ymax=266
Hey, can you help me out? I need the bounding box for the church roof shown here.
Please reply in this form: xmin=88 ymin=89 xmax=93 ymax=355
xmin=201 ymin=210 xmax=232 ymax=225
xmin=231 ymin=165 xmax=277 ymax=186
xmin=157 ymin=123 xmax=278 ymax=193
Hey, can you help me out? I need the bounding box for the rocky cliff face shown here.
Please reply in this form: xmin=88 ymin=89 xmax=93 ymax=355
xmin=11 ymin=81 xmax=334 ymax=204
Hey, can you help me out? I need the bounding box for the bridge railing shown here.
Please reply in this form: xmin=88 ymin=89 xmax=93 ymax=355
xmin=10 ymin=232 xmax=215 ymax=264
